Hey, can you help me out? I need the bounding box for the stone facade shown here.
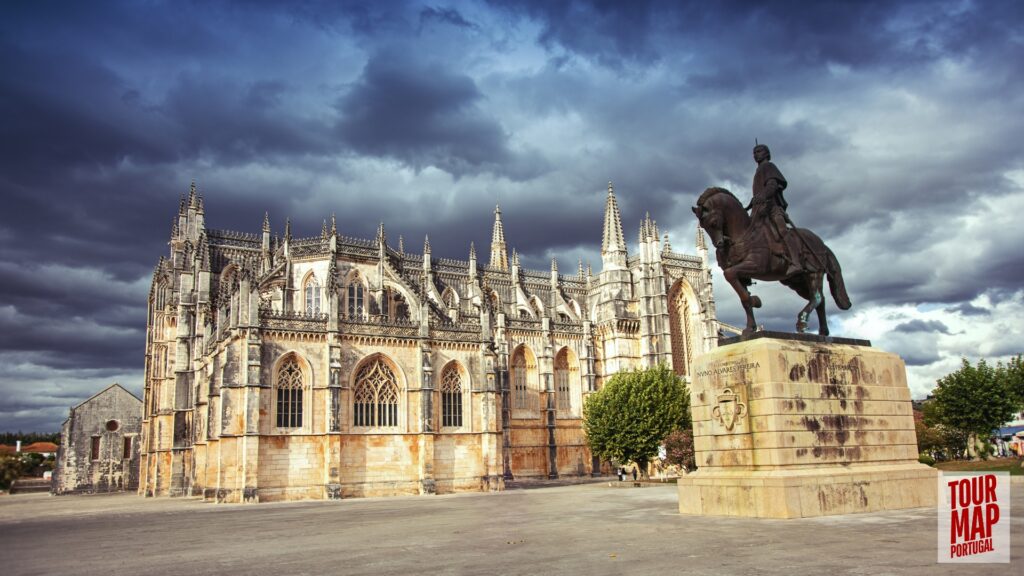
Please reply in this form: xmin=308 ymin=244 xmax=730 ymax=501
xmin=140 ymin=182 xmax=718 ymax=502
xmin=53 ymin=384 xmax=143 ymax=494
xmin=678 ymin=334 xmax=937 ymax=518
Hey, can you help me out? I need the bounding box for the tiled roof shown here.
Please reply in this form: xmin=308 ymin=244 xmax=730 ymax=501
xmin=21 ymin=442 xmax=59 ymax=453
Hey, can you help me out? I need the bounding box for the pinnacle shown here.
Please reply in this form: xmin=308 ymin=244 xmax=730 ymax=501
xmin=489 ymin=203 xmax=509 ymax=271
xmin=424 ymin=235 xmax=431 ymax=253
xmin=601 ymin=180 xmax=627 ymax=258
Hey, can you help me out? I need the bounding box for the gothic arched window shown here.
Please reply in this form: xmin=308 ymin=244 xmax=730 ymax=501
xmin=353 ymin=358 xmax=399 ymax=427
xmin=440 ymin=363 xmax=463 ymax=428
xmin=513 ymin=353 xmax=528 ymax=409
xmin=442 ymin=287 xmax=457 ymax=309
xmin=669 ymin=283 xmax=696 ymax=378
xmin=276 ymin=357 xmax=305 ymax=428
xmin=511 ymin=346 xmax=537 ymax=414
xmin=304 ymin=275 xmax=321 ymax=314
xmin=347 ymin=281 xmax=364 ymax=318
xmin=554 ymin=350 xmax=572 ymax=412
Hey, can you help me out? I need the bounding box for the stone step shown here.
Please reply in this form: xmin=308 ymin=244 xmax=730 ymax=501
xmin=10 ymin=478 xmax=52 ymax=494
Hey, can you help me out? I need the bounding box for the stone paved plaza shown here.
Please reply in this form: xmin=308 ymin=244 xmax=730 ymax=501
xmin=1 ymin=481 xmax=1020 ymax=575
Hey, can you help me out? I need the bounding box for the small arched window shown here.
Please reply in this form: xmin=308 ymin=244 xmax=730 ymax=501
xmin=276 ymin=357 xmax=305 ymax=428
xmin=304 ymin=275 xmax=321 ymax=314
xmin=347 ymin=282 xmax=364 ymax=318
xmin=441 ymin=363 xmax=463 ymax=428
xmin=353 ymin=358 xmax=399 ymax=427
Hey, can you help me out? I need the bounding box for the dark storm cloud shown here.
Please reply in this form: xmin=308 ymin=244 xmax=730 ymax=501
xmin=945 ymin=303 xmax=989 ymax=317
xmin=491 ymin=0 xmax=1024 ymax=74
xmin=335 ymin=50 xmax=544 ymax=179
xmin=894 ymin=319 xmax=951 ymax=335
xmin=419 ymin=6 xmax=478 ymax=30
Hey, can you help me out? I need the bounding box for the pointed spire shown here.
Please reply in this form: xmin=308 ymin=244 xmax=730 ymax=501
xmin=663 ymin=233 xmax=672 ymax=253
xmin=489 ymin=203 xmax=509 ymax=271
xmin=511 ymin=247 xmax=520 ymax=268
xmin=578 ymin=257 xmax=584 ymax=278
xmin=551 ymin=257 xmax=558 ymax=273
xmin=321 ymin=219 xmax=328 ymax=241
xmin=178 ymin=195 xmax=187 ymax=215
xmin=171 ymin=216 xmax=179 ymax=238
xmin=469 ymin=241 xmax=476 ymax=260
xmin=262 ymin=212 xmax=270 ymax=233
xmin=398 ymin=235 xmax=405 ymax=254
xmin=696 ymin=224 xmax=707 ymax=251
xmin=601 ymin=182 xmax=628 ymax=268
xmin=330 ymin=213 xmax=337 ymax=236
xmin=423 ymin=234 xmax=431 ymax=254
xmin=284 ymin=218 xmax=292 ymax=242
xmin=188 ymin=180 xmax=197 ymax=208
xmin=376 ymin=221 xmax=386 ymax=245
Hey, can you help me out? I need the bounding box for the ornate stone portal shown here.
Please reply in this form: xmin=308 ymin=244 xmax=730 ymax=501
xmin=678 ymin=333 xmax=937 ymax=518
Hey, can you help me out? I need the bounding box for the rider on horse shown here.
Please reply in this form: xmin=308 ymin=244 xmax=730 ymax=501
xmin=747 ymin=144 xmax=803 ymax=277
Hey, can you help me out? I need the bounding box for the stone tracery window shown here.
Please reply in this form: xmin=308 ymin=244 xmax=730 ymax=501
xmin=347 ymin=282 xmax=364 ymax=318
xmin=511 ymin=347 xmax=537 ymax=414
xmin=442 ymin=287 xmax=457 ymax=309
xmin=344 ymin=270 xmax=364 ymax=315
xmin=304 ymin=275 xmax=321 ymax=314
xmin=440 ymin=363 xmax=463 ymax=428
xmin=669 ymin=284 xmax=695 ymax=378
xmin=353 ymin=358 xmax=399 ymax=427
xmin=513 ymin=353 xmax=528 ymax=410
xmin=276 ymin=357 xmax=304 ymax=428
xmin=554 ymin=351 xmax=572 ymax=412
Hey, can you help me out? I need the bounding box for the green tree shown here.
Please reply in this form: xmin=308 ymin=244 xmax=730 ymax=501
xmin=583 ymin=364 xmax=690 ymax=476
xmin=997 ymin=354 xmax=1024 ymax=410
xmin=931 ymin=358 xmax=1017 ymax=458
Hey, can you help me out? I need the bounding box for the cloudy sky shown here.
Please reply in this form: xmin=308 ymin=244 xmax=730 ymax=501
xmin=2 ymin=0 xmax=1022 ymax=432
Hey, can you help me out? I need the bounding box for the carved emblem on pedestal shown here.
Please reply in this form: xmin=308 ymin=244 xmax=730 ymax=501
xmin=712 ymin=388 xmax=747 ymax=431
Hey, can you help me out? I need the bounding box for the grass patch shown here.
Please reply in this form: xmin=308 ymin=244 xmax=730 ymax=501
xmin=935 ymin=457 xmax=1024 ymax=475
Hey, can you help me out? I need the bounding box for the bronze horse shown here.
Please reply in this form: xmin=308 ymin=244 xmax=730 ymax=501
xmin=692 ymin=187 xmax=851 ymax=335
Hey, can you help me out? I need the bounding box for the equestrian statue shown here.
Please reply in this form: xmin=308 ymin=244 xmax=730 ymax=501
xmin=692 ymin=144 xmax=851 ymax=335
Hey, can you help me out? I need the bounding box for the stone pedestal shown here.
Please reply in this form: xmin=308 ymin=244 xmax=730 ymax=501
xmin=678 ymin=333 xmax=937 ymax=518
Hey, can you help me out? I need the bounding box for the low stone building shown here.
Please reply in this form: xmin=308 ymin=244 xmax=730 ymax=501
xmin=52 ymin=384 xmax=143 ymax=494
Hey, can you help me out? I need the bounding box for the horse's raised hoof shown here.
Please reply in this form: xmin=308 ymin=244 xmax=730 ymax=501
xmin=750 ymin=296 xmax=762 ymax=308
xmin=796 ymin=321 xmax=808 ymax=334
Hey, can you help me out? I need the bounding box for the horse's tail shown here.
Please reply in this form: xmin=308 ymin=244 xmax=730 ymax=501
xmin=825 ymin=247 xmax=852 ymax=310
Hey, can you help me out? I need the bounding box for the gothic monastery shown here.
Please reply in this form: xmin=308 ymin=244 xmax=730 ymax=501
xmin=141 ymin=183 xmax=719 ymax=502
